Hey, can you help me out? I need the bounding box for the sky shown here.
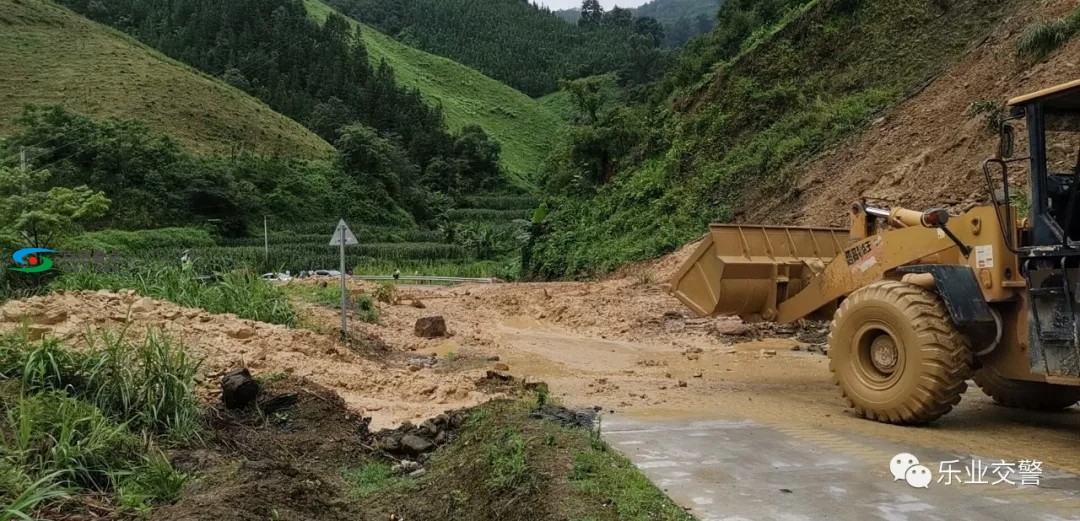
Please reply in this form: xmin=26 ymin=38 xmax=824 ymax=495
xmin=535 ymin=0 xmax=652 ymax=10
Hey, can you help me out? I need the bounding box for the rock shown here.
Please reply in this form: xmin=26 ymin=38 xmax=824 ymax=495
xmin=220 ymin=368 xmax=260 ymax=409
xmin=486 ymin=355 xmax=501 ymax=362
xmin=391 ymin=460 xmax=421 ymax=474
xmin=382 ymin=434 xmax=403 ymax=452
xmin=410 ymin=300 xmax=426 ymax=309
xmin=408 ymin=364 xmax=422 ymax=372
xmin=485 ymin=370 xmax=512 ymax=382
xmin=130 ymin=298 xmax=154 ymax=314
xmin=493 ymin=363 xmax=510 ymax=371
xmin=36 ymin=310 xmax=68 ymax=325
xmin=401 ymin=434 xmax=435 ymax=455
xmin=434 ymin=430 xmax=446 ymax=444
xmin=692 ymin=371 xmax=703 ymax=378
xmin=722 ymin=348 xmax=738 ymax=354
xmin=228 ymin=326 xmax=256 ymax=340
xmin=409 ymin=468 xmax=427 ymax=478
xmin=414 ymin=316 xmax=447 ymax=338
xmin=677 ymin=380 xmax=688 ymax=388
xmin=715 ymin=322 xmax=753 ymax=336
xmin=760 ymin=349 xmax=777 ymax=357
xmin=419 ymin=420 xmax=439 ymax=437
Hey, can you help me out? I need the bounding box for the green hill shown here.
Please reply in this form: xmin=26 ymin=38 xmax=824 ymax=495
xmin=0 ymin=0 xmax=333 ymax=158
xmin=305 ymin=0 xmax=563 ymax=189
xmin=529 ymin=0 xmax=1013 ymax=278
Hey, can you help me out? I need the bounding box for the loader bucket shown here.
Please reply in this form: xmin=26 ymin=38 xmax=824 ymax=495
xmin=669 ymin=224 xmax=849 ymax=321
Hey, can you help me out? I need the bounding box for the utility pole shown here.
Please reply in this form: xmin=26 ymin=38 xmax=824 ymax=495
xmin=263 ymin=216 xmax=269 ymax=262
xmin=339 ymin=222 xmax=347 ymax=339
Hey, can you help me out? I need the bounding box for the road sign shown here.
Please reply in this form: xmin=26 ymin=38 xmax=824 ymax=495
xmin=329 ymin=219 xmax=358 ymax=246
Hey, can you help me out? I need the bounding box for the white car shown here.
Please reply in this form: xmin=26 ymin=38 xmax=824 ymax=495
xmin=261 ymin=272 xmax=293 ymax=281
xmin=312 ymin=269 xmax=342 ymax=277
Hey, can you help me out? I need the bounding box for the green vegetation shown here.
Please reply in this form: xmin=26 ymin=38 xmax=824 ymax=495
xmin=282 ymin=284 xmax=380 ymax=323
xmin=0 ymin=329 xmax=196 ymax=518
xmin=558 ymin=0 xmax=721 ymax=48
xmin=0 ymin=0 xmax=333 ymax=158
xmin=322 ymin=0 xmax=668 ymax=97
xmin=343 ymin=463 xmax=405 ymax=499
xmin=64 ymin=228 xmax=216 ymax=254
xmin=363 ymin=399 xmax=691 ymax=521
xmin=306 ymin=0 xmax=564 ymax=188
xmin=529 ymin=0 xmax=1011 ymax=278
xmin=50 ymin=267 xmax=298 ymax=326
xmin=1017 ymin=6 xmax=1080 ymax=60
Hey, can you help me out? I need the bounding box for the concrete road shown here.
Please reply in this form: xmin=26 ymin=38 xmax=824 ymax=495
xmin=604 ymin=415 xmax=1080 ymax=521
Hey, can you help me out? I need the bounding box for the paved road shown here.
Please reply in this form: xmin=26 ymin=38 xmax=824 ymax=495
xmin=604 ymin=415 xmax=1080 ymax=521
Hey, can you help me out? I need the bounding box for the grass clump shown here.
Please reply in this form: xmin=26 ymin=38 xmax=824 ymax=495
xmin=51 ymin=266 xmax=297 ymax=327
xmin=342 ymin=463 xmax=405 ymax=499
xmin=0 ymin=329 xmax=197 ymax=518
xmin=1017 ymin=7 xmax=1080 ymax=60
xmin=484 ymin=428 xmax=531 ymax=490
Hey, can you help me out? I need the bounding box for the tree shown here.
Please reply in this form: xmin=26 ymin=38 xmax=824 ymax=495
xmin=579 ymin=0 xmax=604 ymax=30
xmin=604 ymin=7 xmax=634 ymax=29
xmin=634 ymin=16 xmax=665 ymax=46
xmin=558 ymin=76 xmax=608 ymax=125
xmin=0 ymin=165 xmax=109 ymax=248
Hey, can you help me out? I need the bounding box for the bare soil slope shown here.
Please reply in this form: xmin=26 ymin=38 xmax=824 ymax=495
xmin=740 ymin=0 xmax=1080 ymax=227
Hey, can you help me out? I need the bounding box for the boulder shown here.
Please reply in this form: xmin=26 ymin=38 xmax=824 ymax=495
xmin=221 ymin=368 xmax=260 ymax=409
xmin=401 ymin=434 xmax=435 ymax=455
xmin=414 ymin=316 xmax=447 ymax=338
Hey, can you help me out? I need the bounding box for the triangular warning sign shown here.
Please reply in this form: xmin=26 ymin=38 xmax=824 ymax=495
xmin=329 ymin=219 xmax=359 ymax=246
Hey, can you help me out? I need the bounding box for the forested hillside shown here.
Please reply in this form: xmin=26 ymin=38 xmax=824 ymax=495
xmin=527 ymin=0 xmax=1014 ymax=278
xmin=323 ymin=0 xmax=668 ymax=97
xmin=557 ymin=0 xmax=721 ymax=47
xmin=0 ymin=0 xmax=331 ymax=158
xmin=304 ymin=0 xmax=564 ymax=187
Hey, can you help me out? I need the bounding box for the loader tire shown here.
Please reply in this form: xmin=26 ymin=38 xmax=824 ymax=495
xmin=828 ymin=280 xmax=973 ymax=424
xmin=973 ymin=368 xmax=1080 ymax=411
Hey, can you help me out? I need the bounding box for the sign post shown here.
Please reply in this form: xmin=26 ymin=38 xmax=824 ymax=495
xmin=329 ymin=219 xmax=358 ymax=339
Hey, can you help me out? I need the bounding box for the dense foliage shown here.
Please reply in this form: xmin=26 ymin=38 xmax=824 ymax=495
xmin=527 ymin=0 xmax=1011 ymax=278
xmin=56 ymin=0 xmax=503 ymax=189
xmin=557 ymin=0 xmax=722 ymax=48
xmin=322 ymin=0 xmax=668 ymax=96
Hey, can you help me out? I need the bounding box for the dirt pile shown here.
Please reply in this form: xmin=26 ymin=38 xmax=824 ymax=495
xmin=0 ymin=290 xmax=489 ymax=428
xmin=159 ymin=377 xmax=371 ymax=521
xmin=740 ymin=0 xmax=1080 ymax=227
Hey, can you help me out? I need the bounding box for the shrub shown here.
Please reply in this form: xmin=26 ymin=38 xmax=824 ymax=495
xmin=354 ymin=295 xmax=380 ymax=324
xmin=373 ymin=282 xmax=398 ymax=304
xmin=1017 ymin=8 xmax=1080 ymax=60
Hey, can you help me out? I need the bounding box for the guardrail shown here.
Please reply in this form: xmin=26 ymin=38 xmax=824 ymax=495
xmin=352 ymin=275 xmax=499 ymax=285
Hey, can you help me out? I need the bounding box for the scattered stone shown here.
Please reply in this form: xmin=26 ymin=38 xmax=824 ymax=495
xmin=486 ymin=355 xmax=501 ymax=362
xmin=677 ymin=380 xmax=688 ymax=388
xmin=129 ymin=298 xmax=154 ymax=314
xmin=419 ymin=420 xmax=439 ymax=437
xmin=409 ymin=468 xmax=427 ymax=478
xmin=484 ymin=370 xmax=512 ymax=382
xmin=391 ymin=460 xmax=421 ymax=474
xmin=401 ymin=434 xmax=435 ymax=455
xmin=228 ymin=326 xmax=256 ymax=340
xmin=493 ymin=363 xmax=510 ymax=371
xmin=221 ymin=368 xmax=260 ymax=409
xmin=683 ymin=347 xmax=704 ymax=355
xmin=410 ymin=300 xmax=427 ymax=309
xmin=760 ymin=349 xmax=777 ymax=357
xmin=407 ymin=364 xmax=422 ymax=372
xmin=692 ymin=371 xmax=703 ymax=378
xmin=414 ymin=316 xmax=447 ymax=338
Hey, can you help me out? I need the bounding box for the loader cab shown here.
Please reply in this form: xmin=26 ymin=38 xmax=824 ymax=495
xmin=991 ymin=80 xmax=1080 ymax=378
xmin=1005 ymin=79 xmax=1080 ymax=247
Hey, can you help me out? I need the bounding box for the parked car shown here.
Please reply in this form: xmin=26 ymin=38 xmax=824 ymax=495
xmin=260 ymin=272 xmax=293 ymax=281
xmin=311 ymin=269 xmax=341 ymax=277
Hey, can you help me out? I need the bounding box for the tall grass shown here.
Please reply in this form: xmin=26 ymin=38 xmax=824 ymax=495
xmin=50 ymin=267 xmax=297 ymax=326
xmin=0 ymin=330 xmax=196 ymax=517
xmin=1017 ymin=7 xmax=1080 ymax=59
xmin=1 ymin=329 xmax=202 ymax=441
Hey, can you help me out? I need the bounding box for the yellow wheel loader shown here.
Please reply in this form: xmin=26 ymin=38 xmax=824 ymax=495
xmin=669 ymin=80 xmax=1080 ymax=424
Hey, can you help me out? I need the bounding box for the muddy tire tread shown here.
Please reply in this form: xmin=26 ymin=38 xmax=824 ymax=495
xmin=828 ymin=280 xmax=972 ymax=424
